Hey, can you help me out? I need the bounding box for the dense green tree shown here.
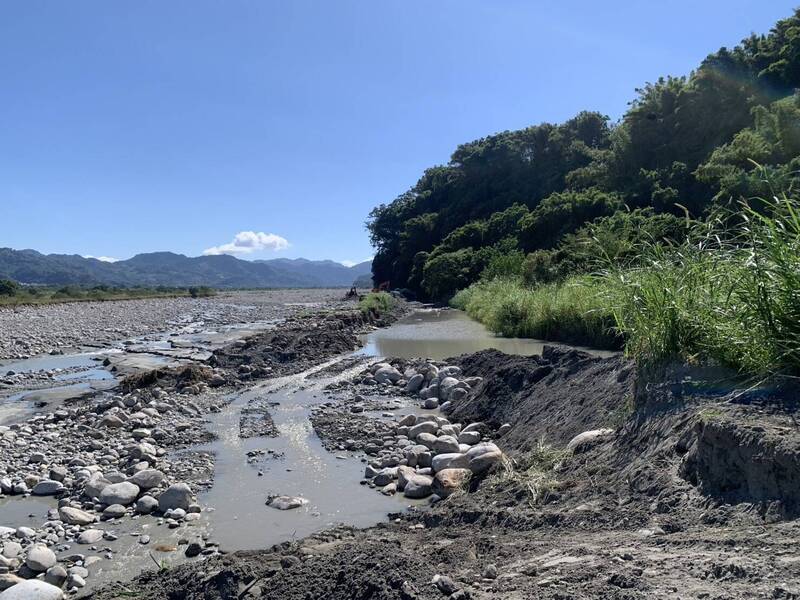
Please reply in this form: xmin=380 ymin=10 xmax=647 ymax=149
xmin=518 ymin=188 xmax=622 ymax=251
xmin=367 ymin=9 xmax=800 ymax=300
xmin=0 ymin=279 xmax=19 ymax=296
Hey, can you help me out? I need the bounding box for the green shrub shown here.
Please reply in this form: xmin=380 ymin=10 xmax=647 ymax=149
xmin=359 ymin=292 xmax=395 ymax=316
xmin=0 ymin=279 xmax=19 ymax=296
xmin=189 ymin=286 xmax=215 ymax=298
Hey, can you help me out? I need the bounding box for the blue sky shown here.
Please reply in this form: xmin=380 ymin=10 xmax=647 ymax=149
xmin=1 ymin=1 xmax=796 ymax=265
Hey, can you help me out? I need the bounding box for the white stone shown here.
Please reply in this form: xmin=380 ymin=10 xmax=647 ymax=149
xmin=25 ymin=544 xmax=57 ymax=572
xmin=0 ymin=580 xmax=64 ymax=600
xmin=100 ymin=481 xmax=139 ymax=506
xmin=567 ymin=428 xmax=614 ymax=453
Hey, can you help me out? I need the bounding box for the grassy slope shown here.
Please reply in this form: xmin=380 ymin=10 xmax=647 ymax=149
xmin=453 ymin=195 xmax=800 ymax=378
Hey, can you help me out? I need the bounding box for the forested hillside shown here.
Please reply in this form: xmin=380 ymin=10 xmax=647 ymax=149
xmin=368 ymin=9 xmax=800 ymax=302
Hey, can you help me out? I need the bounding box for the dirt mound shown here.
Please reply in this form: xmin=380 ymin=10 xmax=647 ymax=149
xmin=451 ymin=345 xmax=635 ymax=451
xmin=680 ymin=405 xmax=800 ymax=517
xmin=119 ymin=363 xmax=224 ymax=393
xmin=212 ymin=312 xmax=366 ymax=378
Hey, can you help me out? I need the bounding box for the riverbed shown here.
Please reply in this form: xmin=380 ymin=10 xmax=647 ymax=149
xmin=0 ymin=293 xmax=611 ymax=593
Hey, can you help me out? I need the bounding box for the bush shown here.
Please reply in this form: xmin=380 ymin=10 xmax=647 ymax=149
xmin=359 ymin=292 xmax=395 ymax=316
xmin=481 ymin=249 xmax=526 ymax=281
xmin=0 ymin=279 xmax=19 ymax=296
xmin=189 ymin=286 xmax=215 ymax=298
xmin=421 ymin=249 xmax=480 ymax=301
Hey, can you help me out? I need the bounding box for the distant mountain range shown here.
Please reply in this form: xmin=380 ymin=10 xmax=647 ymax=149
xmin=0 ymin=248 xmax=373 ymax=289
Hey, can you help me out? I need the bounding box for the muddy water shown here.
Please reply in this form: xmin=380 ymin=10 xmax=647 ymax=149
xmin=0 ymin=351 xmax=117 ymax=382
xmin=198 ymin=358 xmax=420 ymax=551
xmin=359 ymin=308 xmax=616 ymax=360
xmin=0 ymin=496 xmax=56 ymax=528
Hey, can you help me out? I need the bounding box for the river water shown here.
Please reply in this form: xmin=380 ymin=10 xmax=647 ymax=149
xmin=359 ymin=308 xmax=615 ymax=359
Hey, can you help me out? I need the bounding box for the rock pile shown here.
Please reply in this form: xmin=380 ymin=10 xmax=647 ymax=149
xmin=355 ymin=360 xmax=484 ymax=414
xmin=361 ymin=411 xmax=503 ymax=501
xmin=0 ymin=386 xmax=213 ymax=595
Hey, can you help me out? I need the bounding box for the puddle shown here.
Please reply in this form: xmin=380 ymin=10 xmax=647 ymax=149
xmin=0 ymin=350 xmax=118 ymax=376
xmin=55 ymin=369 xmax=115 ymax=382
xmin=0 ymin=496 xmax=56 ymax=528
xmin=359 ymin=308 xmax=617 ymax=360
xmin=198 ymin=369 xmax=422 ymax=552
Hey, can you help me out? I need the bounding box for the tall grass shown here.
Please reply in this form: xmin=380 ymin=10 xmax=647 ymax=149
xmin=451 ymin=276 xmax=620 ymax=349
xmin=453 ymin=191 xmax=800 ymax=377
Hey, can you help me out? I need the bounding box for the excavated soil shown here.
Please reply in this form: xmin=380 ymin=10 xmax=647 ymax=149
xmin=90 ymin=344 xmax=800 ymax=600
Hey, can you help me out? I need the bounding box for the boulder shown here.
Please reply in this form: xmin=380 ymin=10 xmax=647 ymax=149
xmin=431 ymin=453 xmax=469 ymax=472
xmin=567 ymin=428 xmax=614 ymax=453
xmin=83 ymin=473 xmax=111 ymax=500
xmin=374 ymin=367 xmax=402 ymax=384
xmin=438 ymin=376 xmax=457 ymax=396
xmin=432 ymin=468 xmax=472 ymax=498
xmin=449 ymin=388 xmax=469 ymax=402
xmin=466 ymin=443 xmax=503 ymax=474
xmin=416 ymin=432 xmax=438 ymax=449
xmin=405 ymin=374 xmax=424 ymax=394
xmin=77 ymin=529 xmax=104 ymax=545
xmin=135 ymin=495 xmax=158 ymax=514
xmin=0 ymin=580 xmax=64 ymax=600
xmin=127 ymin=469 xmax=165 ymax=491
xmin=396 ymin=466 xmax=416 ymax=491
xmin=458 ymin=431 xmax=481 ymax=445
xmin=32 ymin=481 xmax=64 ymax=496
xmin=158 ymin=483 xmax=193 ymax=512
xmin=423 ymin=398 xmax=439 ymax=409
xmin=102 ymin=504 xmax=127 ymax=519
xmin=461 ymin=422 xmax=485 ymax=434
xmin=373 ymin=468 xmax=396 ymax=487
xmin=44 ymin=565 xmax=67 ymax=588
xmin=1 ymin=542 xmax=21 ymax=559
xmin=99 ymin=482 xmax=140 ymax=506
xmin=268 ymin=496 xmax=308 ymax=510
xmin=398 ymin=414 xmax=417 ymax=427
xmin=433 ymin=435 xmax=460 ymax=454
xmin=58 ymin=507 xmax=94 ymax=526
xmin=25 ymin=545 xmax=57 ymax=572
xmin=408 ymin=421 xmax=438 ymax=439
xmin=403 ymin=475 xmax=433 ymax=499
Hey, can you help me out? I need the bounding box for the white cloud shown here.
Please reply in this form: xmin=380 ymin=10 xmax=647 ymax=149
xmin=203 ymin=231 xmax=290 ymax=256
xmin=83 ymin=255 xmax=120 ymax=263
